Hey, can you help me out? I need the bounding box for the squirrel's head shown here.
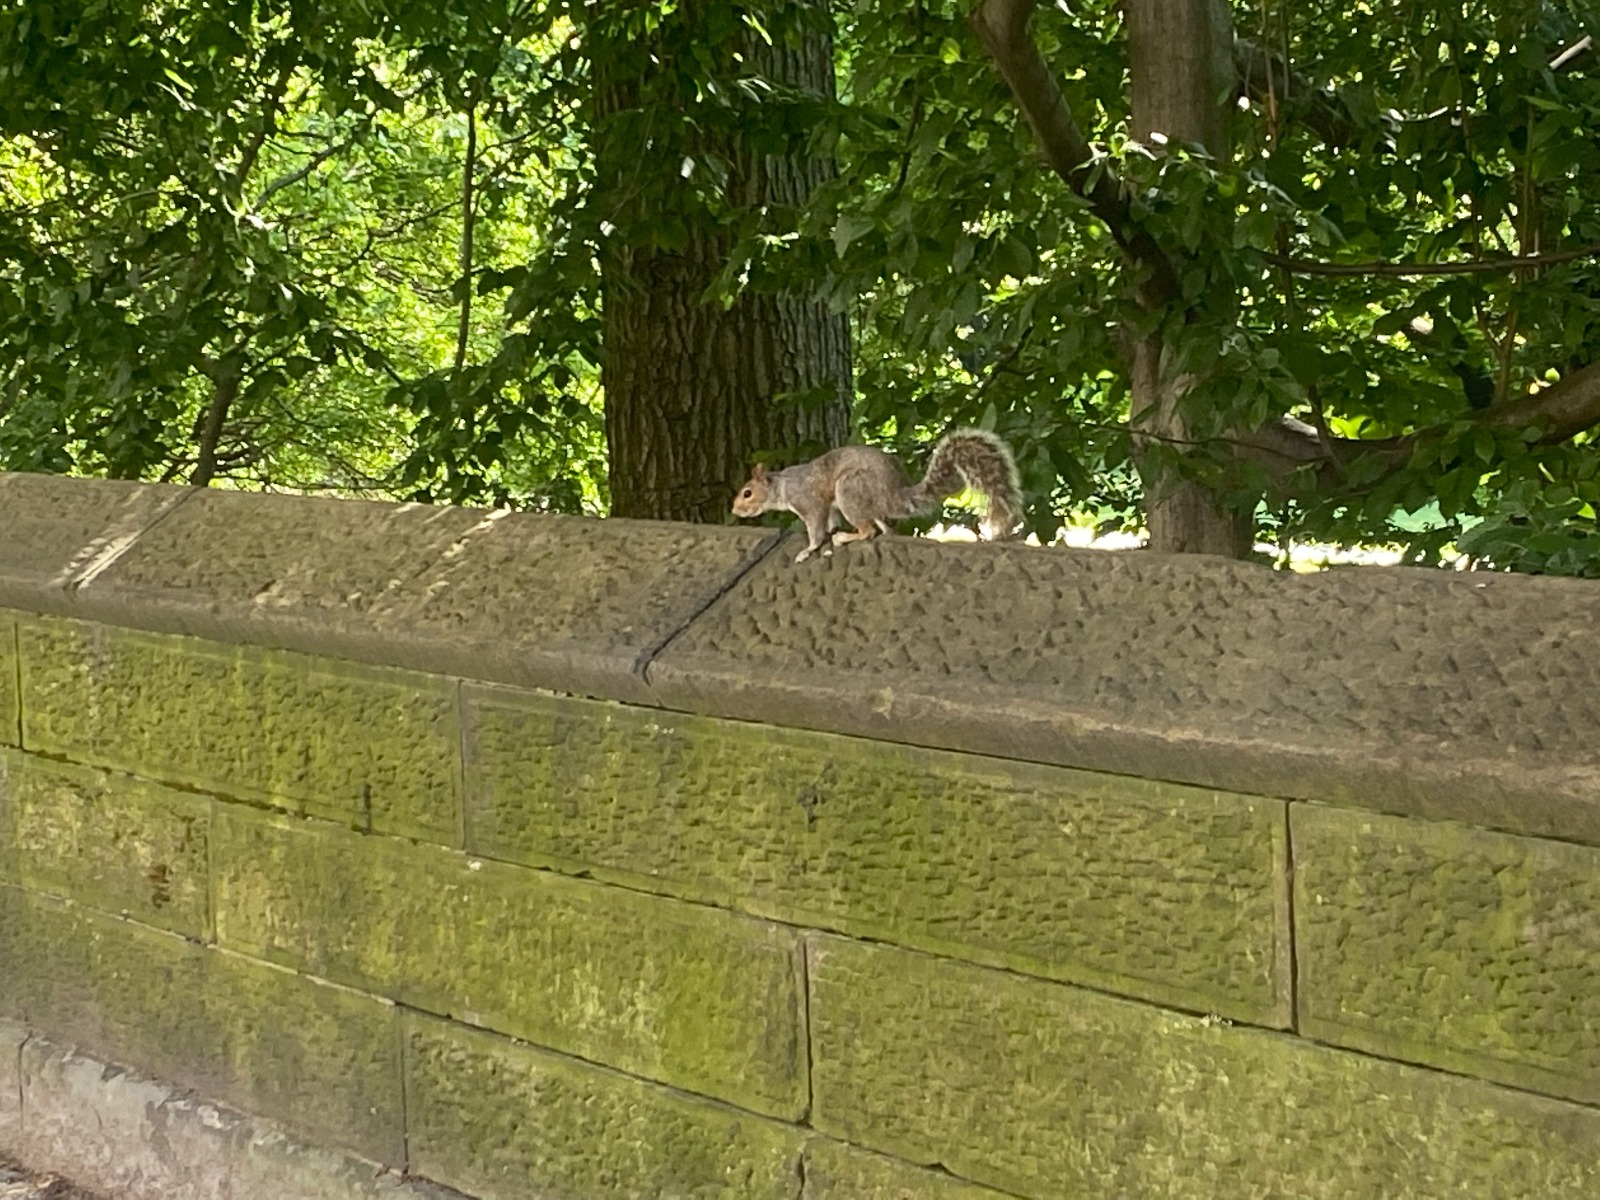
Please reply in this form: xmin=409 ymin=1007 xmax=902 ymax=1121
xmin=731 ymin=463 xmax=771 ymax=518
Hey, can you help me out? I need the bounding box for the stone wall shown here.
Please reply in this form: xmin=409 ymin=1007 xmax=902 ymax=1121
xmin=1 ymin=469 xmax=1598 ymax=1199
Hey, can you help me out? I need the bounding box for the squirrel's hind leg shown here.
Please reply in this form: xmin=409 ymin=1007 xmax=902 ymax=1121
xmin=829 ymin=474 xmax=893 ymax=549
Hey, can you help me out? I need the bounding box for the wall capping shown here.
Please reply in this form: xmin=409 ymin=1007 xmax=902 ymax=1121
xmin=4 ymin=469 xmax=1599 ymax=844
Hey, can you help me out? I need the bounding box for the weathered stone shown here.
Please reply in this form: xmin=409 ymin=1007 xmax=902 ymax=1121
xmin=213 ymin=806 xmax=807 ymax=1119
xmin=403 ymin=1014 xmax=804 ymax=1200
xmin=4 ymin=1021 xmax=462 ymax=1200
xmin=807 ymin=935 xmax=1600 ymax=1199
xmin=801 ymin=1141 xmax=1012 ymax=1200
xmin=0 ymin=472 xmax=187 ymax=613
xmin=64 ymin=481 xmax=778 ymax=703
xmin=649 ymin=536 xmax=1600 ymax=844
xmin=0 ymin=886 xmax=404 ymax=1166
xmin=0 ymin=1019 xmax=21 ymax=1151
xmin=0 ymin=613 xmax=16 ymax=747
xmin=465 ymin=687 xmax=1290 ymax=1024
xmin=1294 ymin=803 xmax=1600 ymax=1104
xmin=18 ymin=618 xmax=459 ymax=841
xmin=0 ymin=751 xmax=210 ymax=938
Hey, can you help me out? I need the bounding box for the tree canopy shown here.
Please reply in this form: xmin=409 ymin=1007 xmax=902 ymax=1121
xmin=5 ymin=0 xmax=1600 ymax=571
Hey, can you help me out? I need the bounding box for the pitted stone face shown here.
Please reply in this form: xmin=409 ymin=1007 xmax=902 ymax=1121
xmin=0 ymin=473 xmax=187 ymax=608
xmin=0 ymin=473 xmax=776 ymax=702
xmin=649 ymin=536 xmax=1600 ymax=840
xmin=659 ymin=535 xmax=1596 ymax=749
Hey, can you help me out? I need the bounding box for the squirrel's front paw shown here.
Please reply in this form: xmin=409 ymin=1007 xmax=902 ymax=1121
xmin=794 ymin=547 xmax=814 ymax=563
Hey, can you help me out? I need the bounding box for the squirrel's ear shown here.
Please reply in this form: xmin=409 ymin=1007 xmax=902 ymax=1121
xmin=750 ymin=463 xmax=769 ymax=481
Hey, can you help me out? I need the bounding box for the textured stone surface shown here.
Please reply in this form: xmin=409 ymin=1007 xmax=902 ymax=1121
xmin=807 ymin=935 xmax=1600 ymax=1199
xmin=0 ymin=473 xmax=187 ymax=613
xmin=0 ymin=615 xmax=15 ymax=748
xmin=404 ymin=1015 xmax=804 ymax=1200
xmin=1294 ymin=803 xmax=1600 ymax=1104
xmin=213 ymin=806 xmax=807 ymax=1118
xmin=0 ymin=751 xmax=210 ymax=938
xmin=3 ymin=1021 xmax=462 ymax=1200
xmin=0 ymin=1021 xmax=20 ymax=1152
xmin=801 ymin=1142 xmax=1013 ymax=1200
xmin=66 ymin=480 xmax=777 ymax=703
xmin=650 ymin=537 xmax=1600 ymax=843
xmin=19 ymin=619 xmax=459 ymax=841
xmin=0 ymin=887 xmax=404 ymax=1165
xmin=465 ymin=687 xmax=1290 ymax=1024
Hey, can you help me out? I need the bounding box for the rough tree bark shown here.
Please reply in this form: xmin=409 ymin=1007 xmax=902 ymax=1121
xmin=1125 ymin=0 xmax=1254 ymax=556
xmin=591 ymin=2 xmax=852 ymax=523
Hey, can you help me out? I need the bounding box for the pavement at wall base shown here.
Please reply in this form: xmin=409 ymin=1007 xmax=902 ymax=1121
xmin=0 ymin=1158 xmax=103 ymax=1200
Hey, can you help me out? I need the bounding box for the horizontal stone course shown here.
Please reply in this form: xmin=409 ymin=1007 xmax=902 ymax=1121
xmin=212 ymin=805 xmax=807 ymax=1119
xmin=18 ymin=617 xmax=460 ymax=842
xmin=0 ymin=885 xmax=404 ymax=1166
xmin=4 ymin=470 xmax=1600 ymax=842
xmin=1294 ymin=803 xmax=1600 ymax=1104
xmin=0 ymin=750 xmax=210 ymax=937
xmin=403 ymin=1014 xmax=804 ymax=1200
xmin=465 ymin=686 xmax=1290 ymax=1025
xmin=806 ymin=935 xmax=1600 ymax=1199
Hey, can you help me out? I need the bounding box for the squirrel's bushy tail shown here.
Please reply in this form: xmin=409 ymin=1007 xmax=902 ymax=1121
xmin=907 ymin=428 xmax=1022 ymax=540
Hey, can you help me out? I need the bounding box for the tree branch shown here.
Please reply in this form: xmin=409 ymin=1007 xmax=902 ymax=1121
xmin=1236 ymin=358 xmax=1600 ymax=489
xmin=1265 ymin=241 xmax=1600 ymax=278
xmin=191 ymin=356 xmax=244 ymax=488
xmin=1233 ymin=37 xmax=1358 ymax=148
xmin=969 ymin=0 xmax=1179 ymax=306
xmin=254 ymin=130 xmax=363 ymax=208
xmin=454 ymin=103 xmax=479 ymax=371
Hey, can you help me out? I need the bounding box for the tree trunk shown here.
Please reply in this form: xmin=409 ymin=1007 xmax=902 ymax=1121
xmin=1125 ymin=0 xmax=1253 ymax=556
xmin=591 ymin=2 xmax=852 ymax=522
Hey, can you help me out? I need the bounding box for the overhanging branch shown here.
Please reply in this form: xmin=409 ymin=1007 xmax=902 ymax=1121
xmin=1238 ymin=358 xmax=1600 ymax=489
xmin=1265 ymin=242 xmax=1600 ymax=278
xmin=969 ymin=0 xmax=1179 ymax=306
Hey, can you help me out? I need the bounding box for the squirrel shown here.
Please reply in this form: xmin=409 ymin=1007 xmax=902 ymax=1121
xmin=731 ymin=428 xmax=1022 ymax=562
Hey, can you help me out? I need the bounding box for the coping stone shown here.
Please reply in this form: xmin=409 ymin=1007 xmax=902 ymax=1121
xmin=648 ymin=535 xmax=1600 ymax=843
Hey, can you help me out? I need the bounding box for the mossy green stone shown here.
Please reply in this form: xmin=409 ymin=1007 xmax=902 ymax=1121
xmin=213 ymin=805 xmax=807 ymax=1119
xmin=0 ymin=750 xmax=210 ymax=937
xmin=404 ymin=1014 xmax=805 ymax=1200
xmin=18 ymin=617 xmax=459 ymax=841
xmin=464 ymin=687 xmax=1290 ymax=1024
xmin=801 ymin=1141 xmax=1015 ymax=1199
xmin=0 ymin=612 xmax=16 ymax=747
xmin=807 ymin=935 xmax=1600 ymax=1199
xmin=0 ymin=885 xmax=403 ymax=1164
xmin=1294 ymin=803 xmax=1600 ymax=1104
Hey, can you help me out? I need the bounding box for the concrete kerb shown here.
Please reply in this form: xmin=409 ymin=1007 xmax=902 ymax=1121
xmin=0 ymin=1020 xmax=465 ymax=1200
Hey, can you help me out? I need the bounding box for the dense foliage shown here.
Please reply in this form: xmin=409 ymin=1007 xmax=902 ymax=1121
xmin=4 ymin=0 xmax=1600 ymax=569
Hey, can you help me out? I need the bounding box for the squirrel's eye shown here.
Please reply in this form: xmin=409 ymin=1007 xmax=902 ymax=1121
xmin=742 ymin=489 xmax=752 ymax=498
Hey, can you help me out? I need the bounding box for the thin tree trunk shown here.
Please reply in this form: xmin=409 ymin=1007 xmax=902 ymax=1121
xmin=592 ymin=2 xmax=852 ymax=522
xmin=1125 ymin=0 xmax=1253 ymax=556
xmin=191 ymin=357 xmax=242 ymax=487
